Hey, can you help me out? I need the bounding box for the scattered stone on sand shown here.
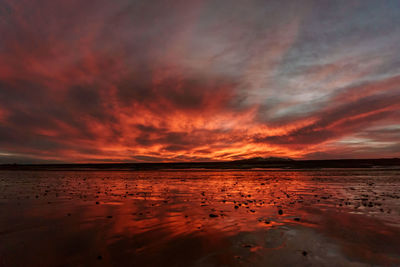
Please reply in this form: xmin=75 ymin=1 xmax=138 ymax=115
xmin=1 ymin=169 xmax=399 ymax=266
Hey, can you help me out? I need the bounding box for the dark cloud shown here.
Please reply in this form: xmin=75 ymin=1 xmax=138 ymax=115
xmin=0 ymin=0 xmax=399 ymax=162
xmin=257 ymin=91 xmax=400 ymax=146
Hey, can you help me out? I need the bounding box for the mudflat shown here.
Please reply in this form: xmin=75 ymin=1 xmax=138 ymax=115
xmin=0 ymin=169 xmax=399 ymax=266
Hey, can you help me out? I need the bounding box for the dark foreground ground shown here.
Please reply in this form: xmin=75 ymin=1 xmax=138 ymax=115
xmin=0 ymin=169 xmax=400 ymax=266
xmin=1 ymin=158 xmax=399 ymax=171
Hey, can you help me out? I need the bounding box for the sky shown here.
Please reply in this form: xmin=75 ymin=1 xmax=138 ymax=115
xmin=0 ymin=0 xmax=399 ymax=163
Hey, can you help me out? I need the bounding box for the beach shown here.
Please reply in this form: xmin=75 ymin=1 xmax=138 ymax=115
xmin=1 ymin=169 xmax=399 ymax=266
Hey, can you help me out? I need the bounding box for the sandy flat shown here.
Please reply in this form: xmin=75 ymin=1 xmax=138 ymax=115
xmin=0 ymin=169 xmax=399 ymax=266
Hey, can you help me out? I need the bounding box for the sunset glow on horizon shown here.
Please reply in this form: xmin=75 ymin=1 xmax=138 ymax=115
xmin=0 ymin=0 xmax=399 ymax=163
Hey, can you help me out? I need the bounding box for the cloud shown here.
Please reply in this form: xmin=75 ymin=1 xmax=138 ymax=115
xmin=0 ymin=0 xmax=399 ymax=162
xmin=256 ymin=82 xmax=400 ymax=147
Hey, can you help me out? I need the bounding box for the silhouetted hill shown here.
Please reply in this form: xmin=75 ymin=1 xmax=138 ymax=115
xmin=232 ymin=157 xmax=294 ymax=163
xmin=0 ymin=158 xmax=399 ymax=171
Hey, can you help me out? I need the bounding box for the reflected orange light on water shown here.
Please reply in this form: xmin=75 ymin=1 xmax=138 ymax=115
xmin=0 ymin=170 xmax=400 ymax=266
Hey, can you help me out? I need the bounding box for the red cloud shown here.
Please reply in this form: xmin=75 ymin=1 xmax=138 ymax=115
xmin=0 ymin=0 xmax=399 ymax=162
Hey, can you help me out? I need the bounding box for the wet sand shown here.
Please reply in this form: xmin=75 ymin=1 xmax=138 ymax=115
xmin=0 ymin=169 xmax=399 ymax=266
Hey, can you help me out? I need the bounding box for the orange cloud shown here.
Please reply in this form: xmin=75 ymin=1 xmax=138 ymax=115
xmin=0 ymin=0 xmax=399 ymax=163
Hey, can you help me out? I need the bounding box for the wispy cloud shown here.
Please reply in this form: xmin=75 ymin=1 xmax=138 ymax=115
xmin=0 ymin=0 xmax=399 ymax=162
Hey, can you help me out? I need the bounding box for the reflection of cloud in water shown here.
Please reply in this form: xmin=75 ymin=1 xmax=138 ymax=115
xmin=0 ymin=170 xmax=399 ymax=266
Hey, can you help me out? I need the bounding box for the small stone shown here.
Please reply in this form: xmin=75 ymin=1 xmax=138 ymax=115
xmin=96 ymin=201 xmax=99 ymax=205
xmin=302 ymin=251 xmax=307 ymax=256
xmin=234 ymin=205 xmax=239 ymax=209
xmin=107 ymin=215 xmax=113 ymax=218
xmin=294 ymin=217 xmax=300 ymax=221
xmin=97 ymin=255 xmax=102 ymax=260
xmin=278 ymin=209 xmax=283 ymax=215
xmin=209 ymin=214 xmax=218 ymax=218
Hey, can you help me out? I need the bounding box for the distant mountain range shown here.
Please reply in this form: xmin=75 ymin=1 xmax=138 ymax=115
xmin=0 ymin=158 xmax=399 ymax=171
xmin=232 ymin=157 xmax=294 ymax=162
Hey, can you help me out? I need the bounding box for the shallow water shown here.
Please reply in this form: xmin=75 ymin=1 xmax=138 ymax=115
xmin=0 ymin=169 xmax=399 ymax=266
